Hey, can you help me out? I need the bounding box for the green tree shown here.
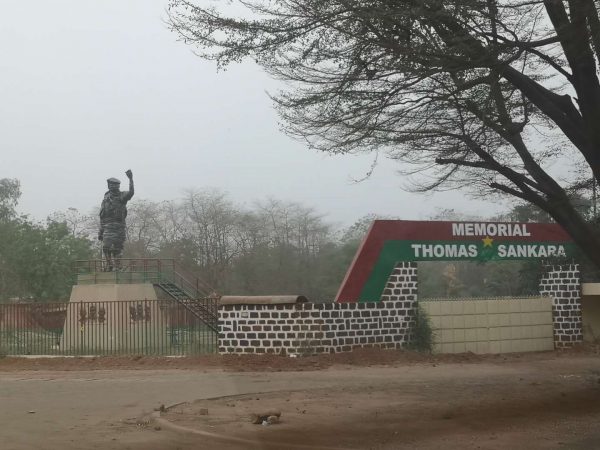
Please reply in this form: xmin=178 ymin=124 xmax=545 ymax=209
xmin=169 ymin=0 xmax=600 ymax=268
xmin=15 ymin=221 xmax=94 ymax=300
xmin=0 ymin=178 xmax=20 ymax=221
xmin=0 ymin=182 xmax=94 ymax=301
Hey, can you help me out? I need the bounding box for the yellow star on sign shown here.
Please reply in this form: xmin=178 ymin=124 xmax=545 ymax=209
xmin=482 ymin=236 xmax=494 ymax=247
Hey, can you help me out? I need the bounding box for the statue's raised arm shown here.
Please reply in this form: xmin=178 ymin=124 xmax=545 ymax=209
xmin=122 ymin=169 xmax=134 ymax=202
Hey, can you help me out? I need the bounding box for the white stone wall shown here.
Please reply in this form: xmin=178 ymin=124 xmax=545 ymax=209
xmin=422 ymin=297 xmax=554 ymax=354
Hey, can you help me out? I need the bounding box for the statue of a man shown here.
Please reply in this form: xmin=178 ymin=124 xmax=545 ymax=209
xmin=98 ymin=169 xmax=134 ymax=271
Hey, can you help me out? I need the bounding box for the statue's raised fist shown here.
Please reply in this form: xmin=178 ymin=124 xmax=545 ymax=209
xmin=125 ymin=169 xmax=133 ymax=179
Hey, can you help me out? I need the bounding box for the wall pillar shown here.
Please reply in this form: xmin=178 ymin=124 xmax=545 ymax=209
xmin=380 ymin=262 xmax=418 ymax=344
xmin=539 ymin=264 xmax=583 ymax=348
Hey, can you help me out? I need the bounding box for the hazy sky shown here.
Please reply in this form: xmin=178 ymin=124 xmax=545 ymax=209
xmin=1 ymin=0 xmax=504 ymax=227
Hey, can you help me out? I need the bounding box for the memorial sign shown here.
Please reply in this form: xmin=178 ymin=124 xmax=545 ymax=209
xmin=335 ymin=220 xmax=575 ymax=302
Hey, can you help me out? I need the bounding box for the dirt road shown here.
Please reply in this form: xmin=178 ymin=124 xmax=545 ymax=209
xmin=1 ymin=350 xmax=599 ymax=449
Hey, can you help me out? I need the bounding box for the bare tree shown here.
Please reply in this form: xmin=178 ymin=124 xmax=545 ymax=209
xmin=181 ymin=189 xmax=244 ymax=289
xmin=48 ymin=207 xmax=95 ymax=239
xmin=230 ymin=199 xmax=335 ymax=297
xmin=122 ymin=200 xmax=158 ymax=257
xmin=169 ymin=0 xmax=600 ymax=266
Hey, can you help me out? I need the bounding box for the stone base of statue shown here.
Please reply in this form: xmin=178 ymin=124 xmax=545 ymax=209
xmin=60 ymin=273 xmax=174 ymax=354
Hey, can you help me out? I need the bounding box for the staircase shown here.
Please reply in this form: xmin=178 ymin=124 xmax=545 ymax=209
xmin=74 ymin=258 xmax=220 ymax=333
xmin=157 ymin=281 xmax=219 ymax=332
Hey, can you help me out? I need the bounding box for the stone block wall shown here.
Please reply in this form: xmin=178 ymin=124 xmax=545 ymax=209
xmin=380 ymin=262 xmax=418 ymax=302
xmin=539 ymin=264 xmax=583 ymax=348
xmin=218 ymin=301 xmax=417 ymax=355
xmin=218 ymin=262 xmax=418 ymax=355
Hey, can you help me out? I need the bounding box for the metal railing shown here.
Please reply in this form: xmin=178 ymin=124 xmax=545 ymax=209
xmin=75 ymin=259 xmax=215 ymax=295
xmin=74 ymin=259 xmax=219 ymax=326
xmin=0 ymin=300 xmax=218 ymax=356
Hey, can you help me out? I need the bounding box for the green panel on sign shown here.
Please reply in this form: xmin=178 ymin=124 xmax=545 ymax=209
xmin=358 ymin=240 xmax=576 ymax=302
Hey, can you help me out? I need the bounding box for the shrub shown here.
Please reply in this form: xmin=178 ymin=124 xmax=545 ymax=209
xmin=408 ymin=306 xmax=434 ymax=353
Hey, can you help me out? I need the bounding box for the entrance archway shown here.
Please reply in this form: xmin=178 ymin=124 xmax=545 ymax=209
xmin=336 ymin=220 xmax=581 ymax=348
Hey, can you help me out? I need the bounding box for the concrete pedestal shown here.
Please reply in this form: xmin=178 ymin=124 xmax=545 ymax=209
xmin=60 ymin=283 xmax=171 ymax=354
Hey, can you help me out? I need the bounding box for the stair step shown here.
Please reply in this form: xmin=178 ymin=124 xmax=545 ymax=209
xmin=156 ymin=281 xmax=218 ymax=332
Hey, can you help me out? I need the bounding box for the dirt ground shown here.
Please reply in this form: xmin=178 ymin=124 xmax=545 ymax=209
xmin=0 ymin=345 xmax=590 ymax=372
xmin=2 ymin=347 xmax=600 ymax=450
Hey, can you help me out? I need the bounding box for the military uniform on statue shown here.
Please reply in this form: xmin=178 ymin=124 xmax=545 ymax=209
xmin=98 ymin=169 xmax=134 ymax=271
